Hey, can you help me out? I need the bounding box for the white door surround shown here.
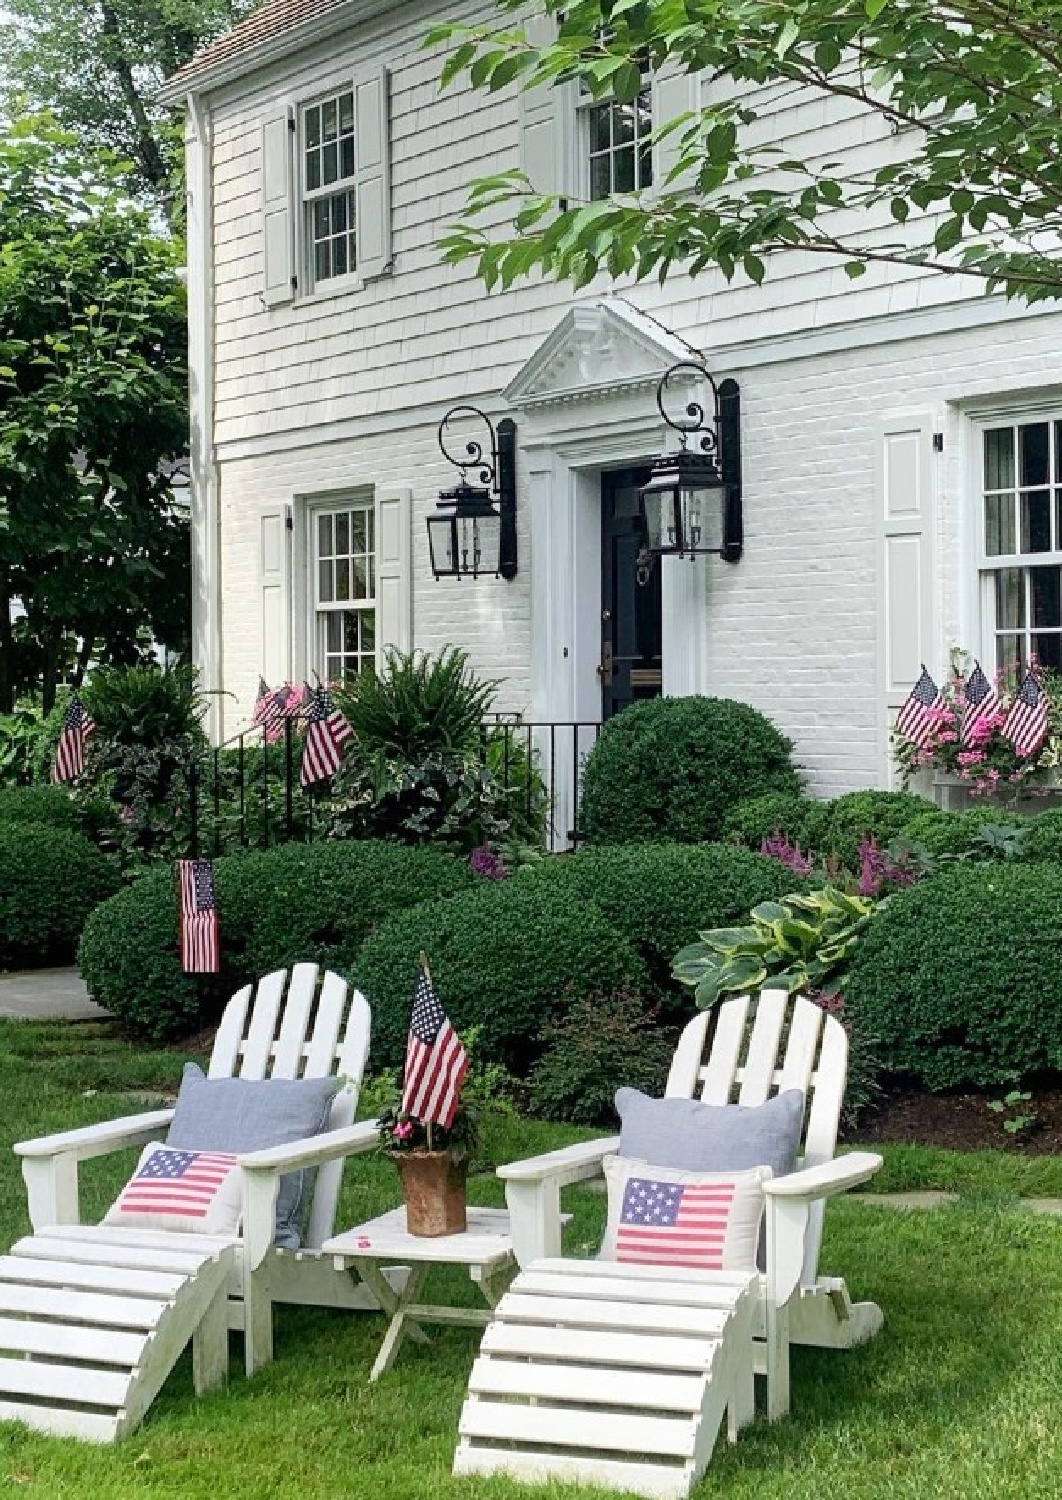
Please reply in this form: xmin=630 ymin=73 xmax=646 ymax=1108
xmin=504 ymin=298 xmax=711 ymax=726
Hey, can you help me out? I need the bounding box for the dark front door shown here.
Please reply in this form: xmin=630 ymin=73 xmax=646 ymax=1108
xmin=600 ymin=467 xmax=662 ymax=720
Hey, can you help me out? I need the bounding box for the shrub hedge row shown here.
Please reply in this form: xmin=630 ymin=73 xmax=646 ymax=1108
xmin=0 ymin=824 xmax=119 ymax=969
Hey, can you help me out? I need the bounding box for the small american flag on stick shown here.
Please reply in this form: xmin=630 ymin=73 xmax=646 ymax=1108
xmin=401 ymin=963 xmax=469 ymax=1131
xmin=1003 ymin=671 xmax=1050 ymax=759
xmin=616 ymin=1175 xmax=737 ymax=1270
xmin=300 ymin=685 xmax=353 ymax=787
xmin=176 ymin=859 xmax=221 ymax=974
xmin=251 ymin=677 xmax=287 ymax=742
xmin=894 ymin=666 xmax=945 ymax=750
xmin=961 ymin=662 xmax=1001 ymax=743
xmin=53 ymin=695 xmax=95 ymax=784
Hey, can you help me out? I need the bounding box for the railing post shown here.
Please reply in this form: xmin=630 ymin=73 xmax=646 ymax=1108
xmin=188 ymin=757 xmax=200 ymax=860
xmin=285 ymin=717 xmax=294 ymax=841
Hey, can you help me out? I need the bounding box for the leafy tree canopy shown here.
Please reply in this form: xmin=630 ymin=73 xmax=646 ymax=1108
xmin=0 ymin=0 xmax=257 ymax=215
xmin=428 ymin=0 xmax=1062 ymax=303
xmin=0 ymin=118 xmax=190 ymax=712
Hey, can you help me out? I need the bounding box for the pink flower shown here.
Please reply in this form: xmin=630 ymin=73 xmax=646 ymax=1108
xmin=957 ymin=750 xmax=986 ymax=767
xmin=393 ymin=1120 xmax=414 ymax=1142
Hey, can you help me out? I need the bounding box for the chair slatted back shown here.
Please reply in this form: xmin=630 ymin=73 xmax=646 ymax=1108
xmin=665 ymin=989 xmax=847 ymax=1287
xmin=206 ymin=964 xmax=371 ymax=1250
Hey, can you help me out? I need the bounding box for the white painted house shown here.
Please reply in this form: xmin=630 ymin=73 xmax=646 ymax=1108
xmin=161 ymin=0 xmax=1062 ymax=806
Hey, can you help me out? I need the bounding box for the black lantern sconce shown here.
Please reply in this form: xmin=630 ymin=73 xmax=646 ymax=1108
xmin=427 ymin=406 xmax=518 ymax=581
xmin=637 ymin=362 xmax=742 ymax=578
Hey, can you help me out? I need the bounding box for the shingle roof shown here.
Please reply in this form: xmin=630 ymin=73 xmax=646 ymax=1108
xmin=160 ymin=0 xmax=356 ymax=99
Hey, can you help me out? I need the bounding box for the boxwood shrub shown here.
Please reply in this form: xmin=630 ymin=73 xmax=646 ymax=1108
xmin=353 ymin=878 xmax=647 ymax=1075
xmin=0 ymin=823 xmax=119 ymax=969
xmin=78 ymin=840 xmax=474 ymax=1040
xmin=724 ymin=794 xmax=832 ymax=854
xmin=845 ymin=861 xmax=1062 ymax=1089
xmin=579 ymin=697 xmax=800 ymax=846
xmin=823 ymin=790 xmax=933 ymax=869
xmin=529 ymin=842 xmax=813 ymax=1002
xmin=0 ymin=785 xmax=83 ymax=830
xmin=900 ymin=806 xmax=1029 ymax=858
xmin=1021 ymin=808 xmax=1062 ymax=863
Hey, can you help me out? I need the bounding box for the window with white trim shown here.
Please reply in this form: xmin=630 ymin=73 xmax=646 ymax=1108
xmin=981 ymin=415 xmax=1062 ymax=675
xmin=581 ymin=73 xmax=654 ymax=200
xmin=313 ymin=502 xmax=376 ymax=681
xmin=301 ymin=90 xmax=357 ymax=286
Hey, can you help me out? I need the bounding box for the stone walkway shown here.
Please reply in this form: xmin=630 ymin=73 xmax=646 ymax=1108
xmin=0 ymin=967 xmax=105 ymax=1021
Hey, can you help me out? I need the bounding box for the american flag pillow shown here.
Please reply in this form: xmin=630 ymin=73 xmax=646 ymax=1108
xmin=600 ymin=1156 xmax=771 ymax=1273
xmin=104 ymin=1143 xmax=243 ymax=1237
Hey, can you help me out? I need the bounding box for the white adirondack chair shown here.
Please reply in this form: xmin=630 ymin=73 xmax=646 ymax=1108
xmin=455 ymin=989 xmax=884 ymax=1497
xmin=5 ymin=964 xmax=384 ymax=1441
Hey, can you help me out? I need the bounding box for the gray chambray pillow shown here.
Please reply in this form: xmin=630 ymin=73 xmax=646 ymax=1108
xmin=167 ymin=1064 xmax=340 ymax=1248
xmin=615 ymin=1087 xmax=805 ymax=1179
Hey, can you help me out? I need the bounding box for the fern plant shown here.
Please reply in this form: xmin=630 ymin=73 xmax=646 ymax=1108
xmin=335 ymin=647 xmax=498 ymax=758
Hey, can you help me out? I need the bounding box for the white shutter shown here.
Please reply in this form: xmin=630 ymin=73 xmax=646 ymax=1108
xmin=261 ymin=508 xmax=292 ymax=684
xmin=652 ymin=65 xmax=700 ymax=191
xmin=876 ymin=415 xmax=937 ymax=779
xmin=355 ymin=67 xmax=393 ymax=280
xmin=374 ymin=488 xmax=411 ymax=662
xmin=261 ymin=108 xmax=296 ymax=306
xmin=518 ymin=12 xmax=575 ymax=198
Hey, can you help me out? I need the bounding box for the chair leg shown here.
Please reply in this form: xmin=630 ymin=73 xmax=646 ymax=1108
xmin=243 ymin=1280 xmax=274 ymax=1377
xmin=193 ymin=1288 xmax=230 ymax=1394
xmin=764 ymin=1298 xmax=791 ymax=1421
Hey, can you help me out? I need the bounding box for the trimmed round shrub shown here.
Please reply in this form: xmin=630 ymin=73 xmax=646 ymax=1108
xmin=900 ymin=806 xmax=1028 ymax=858
xmin=580 ymin=697 xmax=800 ymax=846
xmin=78 ymin=840 xmax=475 ymax=1040
xmin=528 ymin=842 xmax=814 ymax=1001
xmin=222 ymin=840 xmax=475 ymax=976
xmin=724 ymin=794 xmax=832 ymax=854
xmin=353 ymin=878 xmax=647 ymax=1074
xmin=78 ymin=869 xmax=218 ymax=1039
xmin=845 ymin=862 xmax=1062 ymax=1089
xmin=0 ymin=823 xmax=119 ymax=968
xmin=0 ymin=785 xmax=82 ymax=831
xmin=823 ymin=790 xmax=933 ymax=869
xmin=1022 ymin=808 xmax=1062 ymax=863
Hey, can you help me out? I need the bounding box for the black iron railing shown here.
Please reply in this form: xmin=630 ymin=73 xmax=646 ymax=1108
xmin=185 ymin=716 xmax=602 ymax=859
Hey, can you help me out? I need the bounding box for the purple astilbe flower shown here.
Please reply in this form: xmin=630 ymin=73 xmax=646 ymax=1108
xmin=858 ymin=837 xmax=919 ymax=898
xmin=759 ymin=833 xmax=815 ymax=877
xmin=470 ymin=846 xmax=508 ymax=881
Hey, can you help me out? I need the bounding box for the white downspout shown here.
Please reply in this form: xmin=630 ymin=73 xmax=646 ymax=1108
xmin=186 ymin=90 xmax=224 ymax=743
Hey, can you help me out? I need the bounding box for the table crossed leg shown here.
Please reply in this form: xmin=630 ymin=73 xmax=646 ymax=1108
xmin=355 ymin=1261 xmax=432 ymax=1380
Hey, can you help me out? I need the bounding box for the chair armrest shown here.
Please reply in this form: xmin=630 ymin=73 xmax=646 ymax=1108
xmin=237 ymin=1120 xmax=381 ymax=1175
xmin=763 ymin=1151 xmax=883 ymax=1202
xmin=15 ymin=1109 xmax=175 ymax=1163
xmin=497 ymin=1136 xmax=619 ymax=1190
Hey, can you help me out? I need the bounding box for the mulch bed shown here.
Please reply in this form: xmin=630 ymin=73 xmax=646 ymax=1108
xmin=855 ymin=1082 xmax=1062 ymax=1154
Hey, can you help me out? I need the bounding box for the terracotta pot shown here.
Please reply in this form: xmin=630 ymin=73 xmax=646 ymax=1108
xmin=394 ymin=1150 xmax=467 ymax=1237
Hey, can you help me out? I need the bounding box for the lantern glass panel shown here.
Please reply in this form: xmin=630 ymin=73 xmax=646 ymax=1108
xmin=458 ymin=510 xmax=501 ymax=577
xmin=684 ymin=485 xmax=724 ymax=553
xmin=427 ymin=514 xmax=459 ymax=578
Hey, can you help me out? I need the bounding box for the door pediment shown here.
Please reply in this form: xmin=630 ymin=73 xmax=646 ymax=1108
xmin=505 ymin=298 xmax=698 ymax=410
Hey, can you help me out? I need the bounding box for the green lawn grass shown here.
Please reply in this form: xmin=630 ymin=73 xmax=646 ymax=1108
xmin=2 ymin=1019 xmax=1062 ymax=1498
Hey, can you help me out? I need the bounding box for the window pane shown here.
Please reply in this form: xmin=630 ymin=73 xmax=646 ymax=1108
xmin=305 ymin=151 xmax=321 ymax=191
xmin=334 ymin=512 xmax=349 ymax=555
xmin=1031 ymin=566 xmax=1061 ymax=627
xmin=995 ymin=567 xmax=1025 ymax=628
xmin=322 ymin=99 xmax=337 ymax=140
xmin=323 ymin=141 xmax=338 ymax=185
xmin=590 ymin=154 xmax=610 ymax=201
xmin=335 ymin=558 xmax=350 ymax=600
xmin=996 ymin=634 xmax=1024 ymax=678
xmin=351 ymin=509 xmax=367 ymax=552
xmin=317 ymin=513 xmax=333 ymax=557
xmin=333 ymin=237 xmax=348 ymax=277
xmin=985 ymin=493 xmax=1015 ymax=556
xmin=614 ymin=145 xmax=635 ymax=193
xmin=313 ymin=199 xmax=330 ymax=238
xmin=1020 ymin=489 xmax=1051 ymax=553
xmin=339 ymin=91 xmax=354 ymax=132
xmin=326 ymin=613 xmax=342 ymax=652
xmin=332 ymin=191 xmax=348 ymax=233
xmin=614 ymin=103 xmax=635 ymax=147
xmin=984 ymin=427 xmax=1014 ymax=491
xmin=1020 ymin=422 xmax=1050 ymax=488
xmin=590 ymin=105 xmax=610 ymax=154
xmin=639 ymin=145 xmax=653 ymax=189
xmin=361 ymin=611 xmax=376 ymax=651
xmin=1034 ymin=634 xmax=1062 ymax=671
xmin=365 ymin=506 xmax=375 ymax=554
xmin=318 ymin=561 xmax=333 ymax=604
xmin=305 ymin=107 xmax=321 ymax=148
xmin=315 ymin=240 xmax=330 ymax=282
xmin=341 ymin=135 xmax=356 ymax=180
xmin=353 ymin=557 xmax=368 ymax=600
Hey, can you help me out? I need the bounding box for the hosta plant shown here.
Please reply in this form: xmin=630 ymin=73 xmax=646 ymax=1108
xmin=672 ymin=886 xmax=877 ymax=1009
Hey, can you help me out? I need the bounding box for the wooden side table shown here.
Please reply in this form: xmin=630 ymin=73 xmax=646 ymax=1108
xmin=323 ymin=1205 xmax=517 ymax=1380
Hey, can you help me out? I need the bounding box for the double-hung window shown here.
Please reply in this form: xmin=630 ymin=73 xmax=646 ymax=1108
xmin=313 ymin=501 xmax=376 ymax=681
xmin=580 ymin=71 xmax=654 ymax=200
xmin=981 ymin=415 xmax=1062 ymax=675
xmin=301 ymin=89 xmax=357 ymax=287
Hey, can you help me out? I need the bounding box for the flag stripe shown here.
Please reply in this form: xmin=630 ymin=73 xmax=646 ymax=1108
xmin=400 ymin=968 xmax=469 ymax=1131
